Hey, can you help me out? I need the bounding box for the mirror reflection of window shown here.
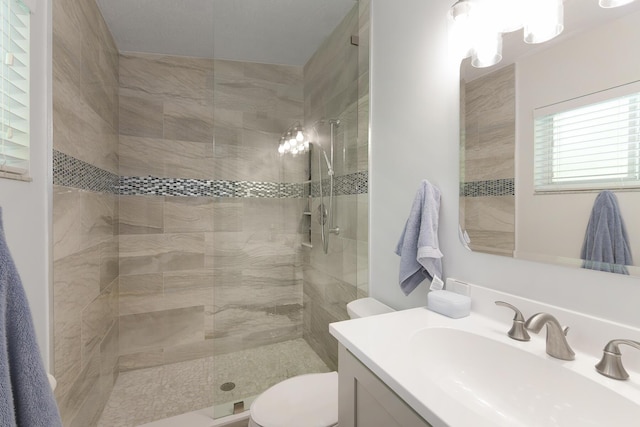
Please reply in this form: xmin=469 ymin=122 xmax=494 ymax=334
xmin=534 ymin=83 xmax=640 ymax=192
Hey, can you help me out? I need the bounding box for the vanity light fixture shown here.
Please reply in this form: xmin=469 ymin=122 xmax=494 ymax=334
xmin=278 ymin=123 xmax=309 ymax=156
xmin=449 ymin=0 xmax=564 ymax=68
xmin=471 ymin=30 xmax=502 ymax=68
xmin=599 ymin=0 xmax=637 ymax=7
xmin=524 ymin=0 xmax=564 ymax=44
xmin=449 ymin=0 xmax=473 ymax=22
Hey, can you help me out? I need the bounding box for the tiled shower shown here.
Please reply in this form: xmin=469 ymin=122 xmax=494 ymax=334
xmin=51 ymin=0 xmax=369 ymax=425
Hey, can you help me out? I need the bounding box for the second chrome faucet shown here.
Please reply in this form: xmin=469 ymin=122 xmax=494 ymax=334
xmin=524 ymin=312 xmax=575 ymax=361
xmin=496 ymin=301 xmax=575 ymax=361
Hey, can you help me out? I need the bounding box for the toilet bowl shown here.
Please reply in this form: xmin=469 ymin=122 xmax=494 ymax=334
xmin=248 ymin=298 xmax=394 ymax=427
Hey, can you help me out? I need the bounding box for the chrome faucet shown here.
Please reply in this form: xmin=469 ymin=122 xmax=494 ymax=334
xmin=595 ymin=339 xmax=640 ymax=380
xmin=524 ymin=313 xmax=575 ymax=360
xmin=495 ymin=301 xmax=530 ymax=341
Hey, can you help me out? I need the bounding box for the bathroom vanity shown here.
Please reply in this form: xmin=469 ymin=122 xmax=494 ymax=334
xmin=330 ymin=283 xmax=640 ymax=427
xmin=337 ymin=345 xmax=431 ymax=427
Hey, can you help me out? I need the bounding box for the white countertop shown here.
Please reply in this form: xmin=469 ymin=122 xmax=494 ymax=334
xmin=329 ymin=306 xmax=640 ymax=427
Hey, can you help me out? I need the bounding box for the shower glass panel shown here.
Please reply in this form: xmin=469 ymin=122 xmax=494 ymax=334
xmin=86 ymin=0 xmax=367 ymax=425
xmin=209 ymin=0 xmax=367 ymax=420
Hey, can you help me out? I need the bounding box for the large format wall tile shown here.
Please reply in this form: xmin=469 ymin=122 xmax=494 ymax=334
xmin=118 ymin=90 xmax=164 ymax=139
xmin=53 ymin=0 xmax=119 ymax=175
xmin=163 ymin=97 xmax=214 ymax=144
xmin=119 ymin=135 xmax=214 ymax=180
xmin=164 ymin=197 xmax=215 ymax=234
xmin=53 ymin=187 xmax=119 ymax=425
xmin=119 ymin=274 xmax=164 ymax=316
xmin=53 ymin=186 xmax=117 ymax=262
xmin=119 ymin=53 xmax=213 ymax=101
xmin=118 ymin=196 xmax=164 ymax=235
xmin=119 ymin=306 xmax=205 ymax=355
xmin=52 ymin=0 xmax=120 ymax=422
xmin=119 ymin=233 xmax=205 ymax=276
xmin=117 ymin=53 xmax=307 ymax=373
xmin=117 ymin=269 xmax=216 ymax=370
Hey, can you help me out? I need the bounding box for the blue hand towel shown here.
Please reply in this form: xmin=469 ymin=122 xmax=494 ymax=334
xmin=395 ymin=180 xmax=443 ymax=295
xmin=580 ymin=191 xmax=633 ymax=275
xmin=0 ymin=208 xmax=62 ymax=426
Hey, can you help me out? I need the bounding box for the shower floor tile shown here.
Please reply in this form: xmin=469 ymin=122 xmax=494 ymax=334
xmin=97 ymin=338 xmax=331 ymax=427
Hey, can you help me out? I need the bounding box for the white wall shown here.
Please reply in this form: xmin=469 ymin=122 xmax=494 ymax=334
xmin=0 ymin=0 xmax=52 ymax=368
xmin=369 ymin=0 xmax=459 ymax=310
xmin=369 ymin=0 xmax=640 ymax=328
xmin=516 ymin=10 xmax=640 ymax=262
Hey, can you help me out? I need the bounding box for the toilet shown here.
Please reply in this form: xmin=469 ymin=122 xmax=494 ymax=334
xmin=248 ymin=297 xmax=395 ymax=427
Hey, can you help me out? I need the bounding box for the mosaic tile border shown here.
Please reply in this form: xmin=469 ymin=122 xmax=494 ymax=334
xmin=460 ymin=178 xmax=514 ymax=197
xmin=53 ymin=150 xmax=119 ymax=194
xmin=119 ymin=176 xmax=305 ymax=198
xmin=54 ymin=150 xmax=368 ymax=197
xmin=307 ymin=171 xmax=368 ymax=197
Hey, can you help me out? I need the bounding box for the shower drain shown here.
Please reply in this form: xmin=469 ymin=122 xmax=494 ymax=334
xmin=220 ymin=382 xmax=236 ymax=392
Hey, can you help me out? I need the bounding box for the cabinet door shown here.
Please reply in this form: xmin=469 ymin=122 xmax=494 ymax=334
xmin=338 ymin=345 xmax=433 ymax=427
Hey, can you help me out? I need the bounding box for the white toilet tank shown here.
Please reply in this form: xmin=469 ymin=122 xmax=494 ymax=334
xmin=347 ymin=297 xmax=394 ymax=319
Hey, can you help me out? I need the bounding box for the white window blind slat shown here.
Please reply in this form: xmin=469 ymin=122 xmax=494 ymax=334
xmin=0 ymin=142 xmax=27 ymax=158
xmin=533 ymin=81 xmax=640 ymax=192
xmin=536 ymin=114 xmax=640 ymax=137
xmin=1 ymin=134 xmax=27 ymax=148
xmin=0 ymin=0 xmax=29 ymax=178
xmin=1 ymin=91 xmax=28 ymax=109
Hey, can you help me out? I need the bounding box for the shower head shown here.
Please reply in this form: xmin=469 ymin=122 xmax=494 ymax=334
xmin=321 ymin=149 xmax=334 ymax=176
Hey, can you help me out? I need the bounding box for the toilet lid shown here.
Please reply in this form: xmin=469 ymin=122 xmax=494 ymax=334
xmin=250 ymin=372 xmax=338 ymax=427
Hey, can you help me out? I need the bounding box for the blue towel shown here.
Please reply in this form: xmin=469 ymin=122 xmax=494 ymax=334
xmin=0 ymin=208 xmax=62 ymax=426
xmin=395 ymin=180 xmax=443 ymax=295
xmin=580 ymin=191 xmax=633 ymax=275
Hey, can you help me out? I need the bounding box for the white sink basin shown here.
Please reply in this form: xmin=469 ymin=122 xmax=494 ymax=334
xmin=411 ymin=327 xmax=640 ymax=426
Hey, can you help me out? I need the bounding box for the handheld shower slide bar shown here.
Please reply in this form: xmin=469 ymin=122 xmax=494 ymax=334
xmin=312 ymin=119 xmax=340 ymax=254
xmin=277 ymin=119 xmax=340 ymax=254
xmin=326 ymin=120 xmax=341 ymax=249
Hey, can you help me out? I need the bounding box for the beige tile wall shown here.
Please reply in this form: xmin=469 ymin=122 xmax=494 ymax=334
xmin=461 ymin=64 xmax=516 ymax=256
xmin=117 ymin=53 xmax=306 ymax=371
xmin=302 ymin=1 xmax=369 ymax=370
xmin=52 ymin=0 xmax=120 ymax=425
xmin=53 ymin=3 xmax=368 ymax=422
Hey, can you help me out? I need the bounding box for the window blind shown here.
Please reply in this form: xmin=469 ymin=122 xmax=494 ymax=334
xmin=0 ymin=0 xmax=29 ymax=177
xmin=534 ymin=81 xmax=640 ymax=192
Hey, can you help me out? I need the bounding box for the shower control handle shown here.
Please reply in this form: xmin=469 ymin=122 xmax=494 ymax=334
xmin=329 ymin=227 xmax=340 ymax=235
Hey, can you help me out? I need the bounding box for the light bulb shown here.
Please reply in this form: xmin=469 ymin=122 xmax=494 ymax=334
xmin=471 ymin=31 xmax=503 ymax=68
xmin=278 ymin=144 xmax=285 ymax=154
xmin=283 ymin=140 xmax=291 ymax=150
xmin=448 ymin=0 xmax=472 ymax=22
xmin=523 ymin=0 xmax=563 ymax=44
xmin=295 ymin=129 xmax=304 ymax=142
xmin=303 ymin=140 xmax=310 ymax=151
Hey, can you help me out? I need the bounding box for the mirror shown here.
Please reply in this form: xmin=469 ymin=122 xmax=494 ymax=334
xmin=459 ymin=0 xmax=640 ymax=276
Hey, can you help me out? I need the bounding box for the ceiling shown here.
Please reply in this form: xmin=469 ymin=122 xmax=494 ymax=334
xmin=95 ymin=0 xmax=357 ymax=66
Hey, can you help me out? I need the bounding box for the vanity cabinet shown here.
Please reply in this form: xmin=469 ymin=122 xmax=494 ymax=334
xmin=338 ymin=345 xmax=433 ymax=427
